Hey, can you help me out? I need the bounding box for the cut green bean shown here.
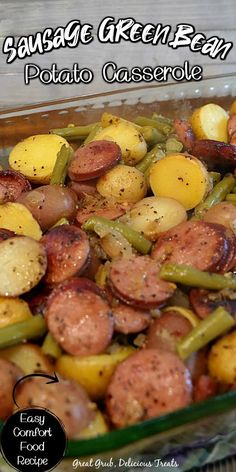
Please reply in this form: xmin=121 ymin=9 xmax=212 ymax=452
xmin=50 ymin=144 xmax=71 ymax=185
xmin=95 ymin=264 xmax=109 ymax=287
xmin=134 ymin=116 xmax=172 ymax=135
xmin=141 ymin=126 xmax=166 ymax=146
xmin=193 ymin=173 xmax=235 ymax=220
xmin=159 ymin=263 xmax=236 ymax=291
xmin=165 ymin=137 xmax=183 ymax=153
xmin=225 ymin=193 xmax=236 ymax=202
xmin=136 ymin=144 xmax=165 ymax=173
xmin=84 ymin=123 xmax=102 ymax=144
xmin=51 ymin=217 xmax=69 ymax=228
xmin=42 ymin=333 xmax=62 ymax=359
xmin=177 ymin=307 xmax=234 ymax=360
xmin=50 ymin=123 xmax=98 ymax=140
xmin=208 ymin=172 xmax=221 ymax=185
xmin=83 ymin=216 xmax=152 ymax=255
xmin=152 ymin=113 xmax=173 ymax=125
xmin=0 ymin=315 xmax=46 ymax=349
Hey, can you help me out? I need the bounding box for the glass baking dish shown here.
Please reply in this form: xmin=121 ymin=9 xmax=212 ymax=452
xmin=0 ymin=74 xmax=236 ymax=472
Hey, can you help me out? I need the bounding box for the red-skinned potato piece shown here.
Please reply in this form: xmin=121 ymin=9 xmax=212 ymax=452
xmin=191 ymin=139 xmax=236 ymax=168
xmin=203 ymin=202 xmax=236 ymax=232
xmin=68 ymin=140 xmax=121 ymax=181
xmin=109 ymin=255 xmax=175 ymax=309
xmin=45 ymin=278 xmax=113 ymax=356
xmin=69 ymin=179 xmax=98 ymax=198
xmin=0 ymin=170 xmax=31 ymax=202
xmin=145 ymin=311 xmax=192 ymax=352
xmin=15 ymin=376 xmax=95 ymax=438
xmin=152 ymin=221 xmax=231 ymax=273
xmin=173 ymin=119 xmax=195 ymax=151
xmin=106 ymin=349 xmax=192 ymax=428
xmin=41 ymin=225 xmax=90 ymax=285
xmin=17 ymin=185 xmax=77 ymax=231
xmin=0 ymin=358 xmax=23 ymax=420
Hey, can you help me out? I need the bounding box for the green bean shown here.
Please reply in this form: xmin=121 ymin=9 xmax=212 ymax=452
xmin=141 ymin=126 xmax=166 ymax=146
xmin=208 ymin=172 xmax=221 ymax=185
xmin=225 ymin=193 xmax=236 ymax=202
xmin=50 ymin=123 xmax=98 ymax=140
xmin=159 ymin=263 xmax=236 ymax=291
xmin=152 ymin=112 xmax=173 ymax=125
xmin=50 ymin=144 xmax=71 ymax=185
xmin=165 ymin=137 xmax=183 ymax=153
xmin=193 ymin=173 xmax=235 ymax=220
xmin=0 ymin=315 xmax=46 ymax=349
xmin=136 ymin=144 xmax=165 ymax=174
xmin=177 ymin=307 xmax=234 ymax=360
xmin=42 ymin=333 xmax=62 ymax=359
xmin=83 ymin=216 xmax=152 ymax=255
xmin=84 ymin=123 xmax=102 ymax=144
xmin=51 ymin=217 xmax=69 ymax=228
xmin=95 ymin=264 xmax=109 ymax=287
xmin=134 ymin=116 xmax=172 ymax=135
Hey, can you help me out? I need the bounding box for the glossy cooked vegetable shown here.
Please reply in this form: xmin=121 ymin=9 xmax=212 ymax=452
xmin=149 ymin=153 xmax=210 ymax=210
xmin=0 ymin=202 xmax=42 ymax=240
xmin=135 ymin=144 xmax=165 ymax=173
xmin=9 ymin=134 xmax=70 ymax=184
xmin=50 ymin=123 xmax=98 ymax=140
xmin=96 ymin=165 xmax=147 ymax=203
xmin=0 ymin=314 xmax=46 ymax=349
xmin=0 ymin=343 xmax=53 ymax=374
xmin=203 ymin=201 xmax=236 ymax=232
xmin=160 ymin=263 xmax=236 ymax=290
xmin=50 ymin=144 xmax=72 ymax=185
xmin=191 ymin=103 xmax=229 ymax=142
xmin=0 ymin=237 xmax=47 ymax=296
xmin=0 ymin=297 xmax=32 ymax=328
xmin=193 ymin=173 xmax=235 ymax=219
xmin=208 ymin=330 xmax=236 ymax=384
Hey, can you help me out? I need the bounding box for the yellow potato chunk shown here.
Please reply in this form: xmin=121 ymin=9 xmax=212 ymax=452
xmin=94 ymin=122 xmax=147 ymax=165
xmin=0 ymin=202 xmax=42 ymax=240
xmin=149 ymin=153 xmax=209 ymax=210
xmin=191 ymin=103 xmax=228 ymax=142
xmin=0 ymin=344 xmax=53 ymax=374
xmin=56 ymin=346 xmax=135 ymax=399
xmin=79 ymin=410 xmax=108 ymax=438
xmin=97 ymin=165 xmax=147 ymax=203
xmin=0 ymin=297 xmax=32 ymax=328
xmin=208 ymin=330 xmax=236 ymax=384
xmin=9 ymin=134 xmax=70 ymax=184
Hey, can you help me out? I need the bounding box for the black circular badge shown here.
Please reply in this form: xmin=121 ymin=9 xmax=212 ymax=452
xmin=0 ymin=407 xmax=67 ymax=472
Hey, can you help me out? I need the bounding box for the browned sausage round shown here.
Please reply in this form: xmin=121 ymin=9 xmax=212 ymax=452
xmin=106 ymin=349 xmax=192 ymax=427
xmin=69 ymin=179 xmax=98 ymax=198
xmin=228 ymin=114 xmax=236 ymax=140
xmin=41 ymin=225 xmax=90 ymax=285
xmin=191 ymin=139 xmax=236 ymax=168
xmin=68 ymin=140 xmax=121 ymax=181
xmin=230 ymin=132 xmax=236 ymax=146
xmin=112 ymin=303 xmax=151 ymax=334
xmin=76 ymin=197 xmax=127 ymax=226
xmin=15 ymin=377 xmax=95 ymax=438
xmin=173 ymin=119 xmax=195 ymax=151
xmin=0 ymin=170 xmax=31 ymax=202
xmin=0 ymin=358 xmax=23 ymax=419
xmin=152 ymin=221 xmax=229 ymax=272
xmin=82 ymin=246 xmax=101 ymax=280
xmin=109 ymin=255 xmax=175 ymax=309
xmin=189 ymin=288 xmax=236 ymax=319
xmin=145 ymin=311 xmax=192 ymax=352
xmin=0 ymin=183 xmax=9 ymax=204
xmin=0 ymin=228 xmax=16 ymax=242
xmin=18 ymin=185 xmax=78 ymax=231
xmin=193 ymin=375 xmax=218 ymax=402
xmin=46 ymin=278 xmax=113 ymax=356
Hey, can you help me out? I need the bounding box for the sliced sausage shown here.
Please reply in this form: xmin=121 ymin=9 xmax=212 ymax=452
xmin=106 ymin=348 xmax=192 ymax=427
xmin=18 ymin=185 xmax=78 ymax=232
xmin=23 ymin=286 xmax=51 ymax=316
xmin=68 ymin=140 xmax=121 ymax=181
xmin=41 ymin=225 xmax=90 ymax=284
xmin=82 ymin=246 xmax=101 ymax=280
xmin=69 ymin=179 xmax=98 ymax=198
xmin=228 ymin=114 xmax=236 ymax=140
xmin=46 ymin=278 xmax=113 ymax=356
xmin=112 ymin=303 xmax=151 ymax=334
xmin=15 ymin=376 xmax=95 ymax=438
xmin=0 ymin=228 xmax=15 ymax=242
xmin=76 ymin=196 xmax=127 ymax=226
xmin=152 ymin=221 xmax=229 ymax=272
xmin=0 ymin=183 xmax=9 ymax=204
xmin=145 ymin=311 xmax=192 ymax=352
xmin=186 ymin=349 xmax=208 ymax=383
xmin=230 ymin=131 xmax=236 ymax=146
xmin=109 ymin=255 xmax=175 ymax=309
xmin=0 ymin=358 xmax=23 ymax=419
xmin=189 ymin=288 xmax=236 ymax=319
xmin=191 ymin=139 xmax=236 ymax=169
xmin=0 ymin=170 xmax=31 ymax=202
xmin=193 ymin=375 xmax=218 ymax=402
xmin=173 ymin=119 xmax=195 ymax=151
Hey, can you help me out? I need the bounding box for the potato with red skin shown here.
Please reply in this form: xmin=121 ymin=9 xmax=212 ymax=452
xmin=15 ymin=377 xmax=95 ymax=438
xmin=0 ymin=170 xmax=31 ymax=202
xmin=106 ymin=349 xmax=192 ymax=428
xmin=0 ymin=358 xmax=23 ymax=419
xmin=17 ymin=185 xmax=77 ymax=231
